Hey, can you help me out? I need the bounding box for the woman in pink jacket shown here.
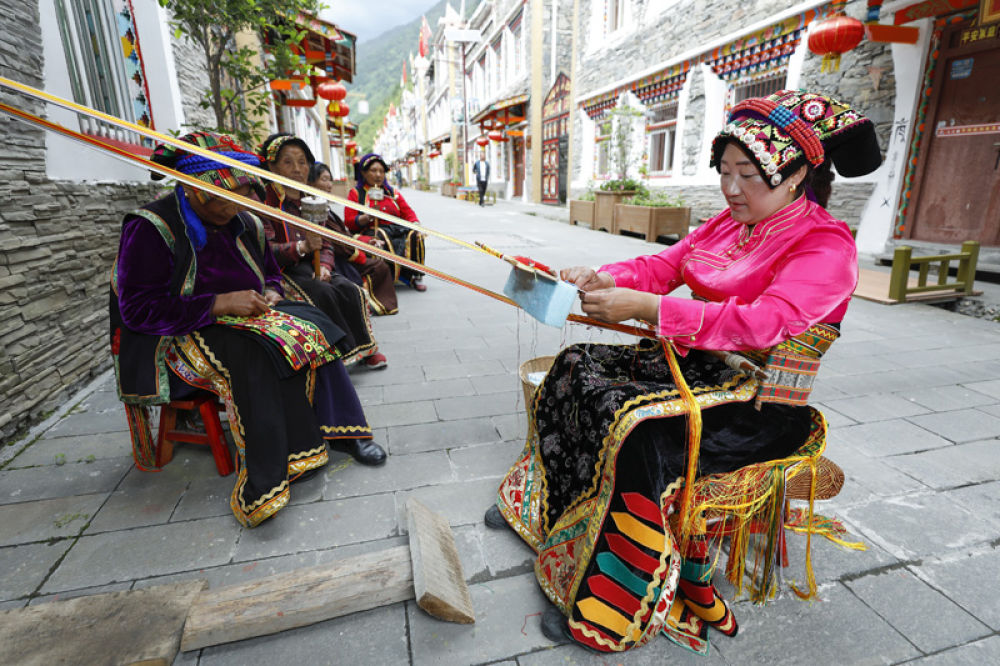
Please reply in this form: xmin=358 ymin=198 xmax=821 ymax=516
xmin=487 ymin=91 xmax=882 ymax=655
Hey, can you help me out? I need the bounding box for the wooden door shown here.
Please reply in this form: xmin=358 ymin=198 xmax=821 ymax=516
xmin=906 ymin=23 xmax=1000 ymax=245
xmin=512 ymin=137 xmax=524 ymax=197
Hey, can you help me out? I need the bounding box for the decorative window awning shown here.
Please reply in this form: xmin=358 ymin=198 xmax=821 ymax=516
xmin=327 ymin=120 xmax=357 ymax=139
xmin=705 ymin=11 xmax=821 ymax=82
xmin=581 ymin=63 xmax=689 ymax=119
xmin=264 ymin=12 xmax=357 ymax=84
xmin=428 ymin=131 xmax=452 ymax=147
xmin=470 ymin=93 xmax=529 ymax=127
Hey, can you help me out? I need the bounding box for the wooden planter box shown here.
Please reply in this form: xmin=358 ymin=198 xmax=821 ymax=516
xmin=441 ymin=182 xmax=459 ymax=197
xmin=594 ymin=190 xmax=634 ymax=232
xmin=613 ymin=204 xmax=691 ymax=242
xmin=568 ymin=200 xmax=595 ymax=227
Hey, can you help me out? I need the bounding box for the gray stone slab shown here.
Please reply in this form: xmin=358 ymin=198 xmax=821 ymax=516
xmin=831 ymin=419 xmax=953 ymax=457
xmin=455 ymin=344 xmax=521 ymax=363
xmin=0 ymin=458 xmax=131 ymax=505
xmin=395 ymin=477 xmax=501 ymax=531
xmin=434 ymin=390 xmax=521 ymax=421
xmin=846 ymin=568 xmax=990 ymax=653
xmin=323 ymin=450 xmax=453 ymax=500
xmin=914 ymin=549 xmax=1000 ymax=631
xmin=347 ymin=363 xmax=425 ymax=387
xmin=885 ymin=439 xmax=1000 ymax=490
xmin=0 ymin=493 xmax=105 ymax=546
xmin=29 ymin=581 xmax=133 ymax=606
xmin=198 ymin=603 xmax=408 ymax=665
xmin=423 ymin=359 xmax=508 ymax=380
xmin=86 ymin=482 xmax=189 ymax=533
xmin=519 ymin=635 xmax=731 ymax=664
xmin=965 ymin=379 xmax=1000 ymax=400
xmin=907 ymin=635 xmax=1000 ymax=666
xmin=387 ymin=417 xmax=501 ymax=455
xmin=6 ymin=430 xmax=133 ymax=468
xmin=42 ymin=517 xmax=239 ymax=593
xmin=362 ymin=399 xmax=439 ymax=428
xmin=822 ymin=443 xmax=929 ymax=504
xmin=492 ymin=412 xmax=529 ymax=442
xmin=893 ymin=385 xmax=996 ymax=412
xmin=821 ymin=354 xmax=903 ymax=376
xmin=450 ymin=524 xmax=490 ymax=584
xmin=480 ymin=523 xmax=534 ymax=579
xmin=382 ymin=377 xmax=476 ymax=403
xmin=782 ymin=521 xmax=901 ymax=585
xmin=135 ymin=535 xmax=408 ymax=592
xmin=814 ymin=403 xmax=857 ymax=429
xmin=408 ymin=573 xmax=554 ymax=665
xmin=386 ymin=348 xmax=465 ymax=368
xmin=720 ymin=582 xmax=918 ymax=664
xmin=821 ymin=393 xmax=931 ymax=423
xmin=842 ymin=493 xmax=995 ymax=561
xmin=977 ymin=403 xmax=1000 ymax=418
xmin=471 ymin=372 xmax=521 ymax=396
xmin=115 ymin=447 xmax=222 ymax=492
xmin=42 ymin=405 xmax=129 ymax=437
xmin=0 ymin=541 xmax=74 ymax=599
xmin=906 ymin=408 xmax=1000 ymax=444
xmin=945 ymin=480 xmax=1000 ymax=526
xmin=448 ymin=440 xmax=523 ymax=480
xmin=353 ymin=384 xmax=384 ymax=406
xmin=233 ymin=493 xmax=397 ymax=561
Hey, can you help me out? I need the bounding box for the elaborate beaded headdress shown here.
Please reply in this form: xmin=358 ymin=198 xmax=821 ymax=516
xmin=710 ymin=90 xmax=882 ymax=188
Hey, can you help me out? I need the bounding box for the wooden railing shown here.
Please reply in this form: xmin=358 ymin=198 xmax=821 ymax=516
xmin=887 ymin=241 xmax=980 ymax=302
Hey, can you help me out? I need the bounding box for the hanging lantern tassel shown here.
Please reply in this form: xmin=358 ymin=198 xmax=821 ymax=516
xmin=808 ymin=12 xmax=865 ymax=73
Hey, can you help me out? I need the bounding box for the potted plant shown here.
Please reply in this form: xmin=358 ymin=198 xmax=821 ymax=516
xmin=568 ymin=185 xmax=596 ymax=227
xmin=593 ymin=105 xmax=645 ymax=231
xmin=442 ymin=154 xmax=459 ymax=197
xmin=614 ymin=190 xmax=691 ymax=242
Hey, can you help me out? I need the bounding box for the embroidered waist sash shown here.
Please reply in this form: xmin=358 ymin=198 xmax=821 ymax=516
xmin=742 ymin=323 xmax=840 ymax=408
xmin=216 ymin=310 xmax=339 ymax=371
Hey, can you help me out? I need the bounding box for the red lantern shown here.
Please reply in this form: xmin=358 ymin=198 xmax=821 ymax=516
xmin=808 ymin=11 xmax=865 ymax=72
xmin=316 ymin=80 xmax=347 ymax=101
xmin=475 ymin=135 xmax=489 ymax=147
xmin=345 ymin=139 xmax=357 ymax=155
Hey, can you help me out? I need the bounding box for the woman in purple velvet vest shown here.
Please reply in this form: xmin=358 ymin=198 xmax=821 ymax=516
xmin=110 ymin=132 xmax=385 ymax=528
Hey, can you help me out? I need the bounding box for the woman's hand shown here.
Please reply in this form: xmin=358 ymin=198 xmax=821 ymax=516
xmin=212 ymin=290 xmax=269 ymax=317
xmin=319 ymin=266 xmax=332 ymax=282
xmin=264 ymin=289 xmax=282 ymax=306
xmin=560 ymin=266 xmax=614 ymax=292
xmin=301 ymin=231 xmax=323 ymax=253
xmin=580 ymin=288 xmax=659 ymax=325
xmin=370 ymin=237 xmax=386 ymax=249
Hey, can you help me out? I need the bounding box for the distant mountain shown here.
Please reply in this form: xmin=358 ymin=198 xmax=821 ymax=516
xmin=351 ymin=0 xmax=481 ymax=152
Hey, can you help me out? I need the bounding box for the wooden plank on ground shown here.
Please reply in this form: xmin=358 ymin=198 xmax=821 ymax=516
xmin=180 ymin=546 xmax=413 ymax=652
xmin=406 ymin=498 xmax=475 ymax=624
xmin=0 ymin=580 xmax=206 ymax=666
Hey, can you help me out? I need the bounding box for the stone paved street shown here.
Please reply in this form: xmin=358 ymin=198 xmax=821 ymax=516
xmin=2 ymin=190 xmax=1000 ymax=665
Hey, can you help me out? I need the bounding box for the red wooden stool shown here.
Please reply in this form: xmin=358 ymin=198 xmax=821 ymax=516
xmin=155 ymin=394 xmax=234 ymax=476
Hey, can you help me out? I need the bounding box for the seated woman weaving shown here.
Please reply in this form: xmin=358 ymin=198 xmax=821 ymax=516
xmin=111 ymin=132 xmax=386 ymax=528
xmin=486 ymin=91 xmax=882 ymax=654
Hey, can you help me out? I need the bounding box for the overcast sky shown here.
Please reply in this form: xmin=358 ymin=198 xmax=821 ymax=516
xmin=321 ymin=0 xmax=434 ymax=44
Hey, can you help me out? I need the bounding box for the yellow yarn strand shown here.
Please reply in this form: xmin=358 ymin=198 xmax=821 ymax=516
xmin=661 ymin=339 xmax=703 ymax=545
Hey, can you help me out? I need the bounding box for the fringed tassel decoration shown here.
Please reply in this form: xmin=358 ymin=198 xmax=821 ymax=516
xmin=661 ymin=339 xmax=703 ymax=550
xmin=790 ymin=460 xmax=819 ymax=600
xmin=123 ymin=403 xmax=159 ymax=471
xmin=786 ymin=507 xmax=867 ymax=551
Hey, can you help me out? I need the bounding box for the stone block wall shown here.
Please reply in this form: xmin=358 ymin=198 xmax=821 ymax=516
xmin=0 ymin=4 xmax=162 ymax=442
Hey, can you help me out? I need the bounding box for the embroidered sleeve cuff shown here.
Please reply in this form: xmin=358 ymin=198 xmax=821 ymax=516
xmin=657 ymin=297 xmax=706 ymax=343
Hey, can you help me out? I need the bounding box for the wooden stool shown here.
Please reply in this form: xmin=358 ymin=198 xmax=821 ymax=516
xmin=155 ymin=394 xmax=234 ymax=476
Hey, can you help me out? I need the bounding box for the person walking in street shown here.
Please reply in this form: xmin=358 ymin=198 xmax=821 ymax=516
xmin=473 ymin=151 xmax=490 ymax=206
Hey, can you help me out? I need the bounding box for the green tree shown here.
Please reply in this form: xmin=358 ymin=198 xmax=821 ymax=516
xmin=159 ymin=0 xmax=321 ymax=145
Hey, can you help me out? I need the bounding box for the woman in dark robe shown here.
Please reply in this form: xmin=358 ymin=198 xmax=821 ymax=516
xmin=111 ymin=132 xmax=387 ymax=528
xmin=258 ymin=133 xmax=388 ymax=370
xmin=307 ymin=162 xmax=399 ymax=315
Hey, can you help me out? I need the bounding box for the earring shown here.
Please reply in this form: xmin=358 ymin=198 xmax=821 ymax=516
xmin=789 ymin=183 xmax=797 ymax=194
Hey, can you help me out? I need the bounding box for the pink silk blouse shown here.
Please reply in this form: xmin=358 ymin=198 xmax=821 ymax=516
xmin=600 ymin=197 xmax=858 ymax=353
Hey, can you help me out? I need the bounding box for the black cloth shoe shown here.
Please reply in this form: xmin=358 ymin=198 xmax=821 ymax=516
xmin=540 ymin=606 xmax=573 ymax=645
xmin=484 ymin=505 xmax=509 ymax=530
xmin=331 ymin=439 xmax=387 ymax=466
